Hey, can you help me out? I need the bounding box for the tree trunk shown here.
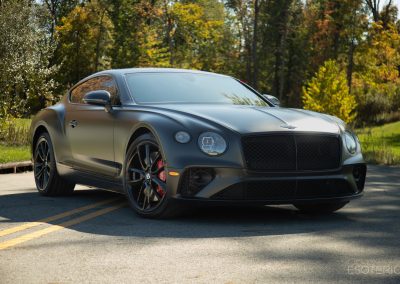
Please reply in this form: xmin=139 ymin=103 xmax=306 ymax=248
xmin=347 ymin=38 xmax=355 ymax=93
xmin=44 ymin=0 xmax=59 ymax=44
xmin=163 ymin=0 xmax=174 ymax=65
xmin=274 ymin=0 xmax=291 ymax=102
xmin=95 ymin=10 xmax=106 ymax=72
xmin=364 ymin=0 xmax=380 ymax=22
xmin=251 ymin=0 xmax=259 ymax=89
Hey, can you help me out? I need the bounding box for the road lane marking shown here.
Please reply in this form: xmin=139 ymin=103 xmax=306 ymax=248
xmin=0 ymin=198 xmax=121 ymax=238
xmin=0 ymin=202 xmax=126 ymax=250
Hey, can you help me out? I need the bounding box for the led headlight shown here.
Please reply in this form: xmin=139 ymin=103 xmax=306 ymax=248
xmin=198 ymin=132 xmax=227 ymax=156
xmin=344 ymin=131 xmax=357 ymax=154
xmin=175 ymin=131 xmax=191 ymax=143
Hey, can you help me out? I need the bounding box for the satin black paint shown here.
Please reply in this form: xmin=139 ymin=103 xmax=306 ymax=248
xmin=30 ymin=68 xmax=366 ymax=205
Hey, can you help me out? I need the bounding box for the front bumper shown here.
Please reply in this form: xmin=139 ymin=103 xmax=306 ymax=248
xmin=168 ymin=164 xmax=367 ymax=205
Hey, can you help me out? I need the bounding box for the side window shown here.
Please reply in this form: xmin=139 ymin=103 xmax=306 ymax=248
xmin=70 ymin=76 xmax=119 ymax=105
xmin=70 ymin=78 xmax=98 ymax=104
xmin=97 ymin=76 xmax=119 ymax=105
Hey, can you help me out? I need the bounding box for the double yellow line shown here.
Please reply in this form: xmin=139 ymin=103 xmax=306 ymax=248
xmin=0 ymin=198 xmax=126 ymax=250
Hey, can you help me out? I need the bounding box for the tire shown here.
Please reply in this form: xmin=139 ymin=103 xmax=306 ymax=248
xmin=294 ymin=201 xmax=348 ymax=214
xmin=123 ymin=133 xmax=182 ymax=218
xmin=33 ymin=132 xmax=75 ymax=196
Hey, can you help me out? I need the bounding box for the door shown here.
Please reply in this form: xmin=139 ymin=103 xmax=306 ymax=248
xmin=65 ymin=75 xmax=119 ymax=177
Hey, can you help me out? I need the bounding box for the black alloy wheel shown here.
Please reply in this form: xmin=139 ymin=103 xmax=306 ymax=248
xmin=33 ymin=133 xmax=75 ymax=196
xmin=124 ymin=133 xmax=181 ymax=218
xmin=34 ymin=138 xmax=51 ymax=190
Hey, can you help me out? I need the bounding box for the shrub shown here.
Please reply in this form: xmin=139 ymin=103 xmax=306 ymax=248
xmin=302 ymin=60 xmax=357 ymax=124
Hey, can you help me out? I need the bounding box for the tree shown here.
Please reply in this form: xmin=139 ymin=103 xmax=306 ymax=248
xmin=302 ymin=60 xmax=357 ymax=123
xmin=364 ymin=0 xmax=398 ymax=27
xmin=352 ymin=22 xmax=400 ymax=124
xmin=0 ymin=0 xmax=58 ymax=122
xmin=225 ymin=0 xmax=256 ymax=82
xmin=55 ymin=0 xmax=113 ymax=86
xmin=165 ymin=1 xmax=228 ymax=71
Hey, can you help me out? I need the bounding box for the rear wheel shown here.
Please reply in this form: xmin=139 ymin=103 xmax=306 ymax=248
xmin=294 ymin=201 xmax=348 ymax=214
xmin=123 ymin=133 xmax=181 ymax=218
xmin=34 ymin=133 xmax=75 ymax=196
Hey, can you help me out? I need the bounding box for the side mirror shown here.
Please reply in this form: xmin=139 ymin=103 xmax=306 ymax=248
xmin=83 ymin=90 xmax=112 ymax=112
xmin=263 ymin=94 xmax=280 ymax=106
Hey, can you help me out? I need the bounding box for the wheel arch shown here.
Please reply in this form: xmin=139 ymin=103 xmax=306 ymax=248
xmin=32 ymin=125 xmax=49 ymax=156
xmin=124 ymin=123 xmax=170 ymax=167
xmin=125 ymin=126 xmax=153 ymax=154
xmin=30 ymin=104 xmax=67 ymax=164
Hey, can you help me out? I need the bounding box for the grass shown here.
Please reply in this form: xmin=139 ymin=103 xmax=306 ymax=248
xmin=1 ymin=118 xmax=399 ymax=165
xmin=356 ymin=121 xmax=400 ymax=165
xmin=12 ymin=118 xmax=31 ymax=128
xmin=0 ymin=118 xmax=31 ymax=164
xmin=0 ymin=118 xmax=31 ymax=146
xmin=0 ymin=145 xmax=31 ymax=164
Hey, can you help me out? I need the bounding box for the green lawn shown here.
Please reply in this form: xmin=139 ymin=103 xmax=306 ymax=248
xmin=0 ymin=118 xmax=31 ymax=164
xmin=0 ymin=144 xmax=31 ymax=164
xmin=16 ymin=118 xmax=31 ymax=129
xmin=356 ymin=121 xmax=400 ymax=165
xmin=1 ymin=119 xmax=399 ymax=165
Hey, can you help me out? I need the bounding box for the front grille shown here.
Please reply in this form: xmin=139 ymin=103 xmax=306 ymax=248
xmin=242 ymin=134 xmax=341 ymax=171
xmin=211 ymin=179 xmax=354 ymax=201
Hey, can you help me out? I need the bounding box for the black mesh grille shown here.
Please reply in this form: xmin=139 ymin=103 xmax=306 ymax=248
xmin=296 ymin=135 xmax=341 ymax=170
xmin=242 ymin=134 xmax=340 ymax=171
xmin=212 ymin=179 xmax=354 ymax=201
xmin=242 ymin=135 xmax=296 ymax=170
xmin=246 ymin=181 xmax=297 ymax=200
xmin=296 ymin=179 xmax=353 ymax=198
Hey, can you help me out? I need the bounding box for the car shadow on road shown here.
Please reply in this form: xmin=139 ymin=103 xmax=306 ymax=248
xmin=0 ymin=165 xmax=398 ymax=241
xmin=1 ymin=165 xmax=399 ymax=284
xmin=0 ymin=188 xmax=354 ymax=236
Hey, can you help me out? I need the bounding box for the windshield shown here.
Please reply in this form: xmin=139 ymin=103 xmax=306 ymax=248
xmin=125 ymin=72 xmax=268 ymax=106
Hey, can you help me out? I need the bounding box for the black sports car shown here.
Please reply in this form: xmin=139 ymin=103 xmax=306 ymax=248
xmin=30 ymin=68 xmax=366 ymax=218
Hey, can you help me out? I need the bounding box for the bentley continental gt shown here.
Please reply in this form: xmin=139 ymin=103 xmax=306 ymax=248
xmin=30 ymin=68 xmax=367 ymax=218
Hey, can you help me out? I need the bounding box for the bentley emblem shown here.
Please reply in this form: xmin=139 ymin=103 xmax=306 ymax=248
xmin=280 ymin=124 xmax=297 ymax=129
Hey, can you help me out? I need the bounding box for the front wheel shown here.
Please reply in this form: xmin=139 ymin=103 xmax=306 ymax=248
xmin=294 ymin=201 xmax=348 ymax=214
xmin=123 ymin=133 xmax=182 ymax=218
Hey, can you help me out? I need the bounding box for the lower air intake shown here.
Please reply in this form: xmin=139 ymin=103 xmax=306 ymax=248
xmin=211 ymin=179 xmax=354 ymax=200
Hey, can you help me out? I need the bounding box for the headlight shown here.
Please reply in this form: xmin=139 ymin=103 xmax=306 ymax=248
xmin=175 ymin=131 xmax=191 ymax=143
xmin=198 ymin=132 xmax=227 ymax=156
xmin=344 ymin=131 xmax=357 ymax=154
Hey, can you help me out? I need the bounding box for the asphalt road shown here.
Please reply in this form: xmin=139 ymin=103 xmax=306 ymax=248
xmin=0 ymin=165 xmax=399 ymax=283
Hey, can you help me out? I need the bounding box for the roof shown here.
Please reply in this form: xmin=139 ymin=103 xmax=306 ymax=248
xmin=95 ymin=67 xmax=221 ymax=76
xmin=71 ymin=68 xmax=229 ymax=91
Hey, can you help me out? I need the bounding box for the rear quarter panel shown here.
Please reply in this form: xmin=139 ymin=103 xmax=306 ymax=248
xmin=30 ymin=99 xmax=72 ymax=167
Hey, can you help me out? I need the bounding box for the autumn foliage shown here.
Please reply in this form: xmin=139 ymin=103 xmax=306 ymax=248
xmin=302 ymin=60 xmax=357 ymax=124
xmin=0 ymin=0 xmax=399 ymax=127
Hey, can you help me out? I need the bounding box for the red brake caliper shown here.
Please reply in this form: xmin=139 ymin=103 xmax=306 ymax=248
xmin=156 ymin=159 xmax=166 ymax=197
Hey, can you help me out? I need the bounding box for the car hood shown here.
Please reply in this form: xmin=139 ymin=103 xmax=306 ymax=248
xmin=149 ymin=104 xmax=341 ymax=134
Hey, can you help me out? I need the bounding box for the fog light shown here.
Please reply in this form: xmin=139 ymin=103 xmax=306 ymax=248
xmin=353 ymin=165 xmax=366 ymax=192
xmin=179 ymin=168 xmax=215 ymax=197
xmin=192 ymin=169 xmax=213 ymax=185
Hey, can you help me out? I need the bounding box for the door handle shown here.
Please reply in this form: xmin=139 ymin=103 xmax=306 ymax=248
xmin=69 ymin=120 xmax=78 ymax=128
